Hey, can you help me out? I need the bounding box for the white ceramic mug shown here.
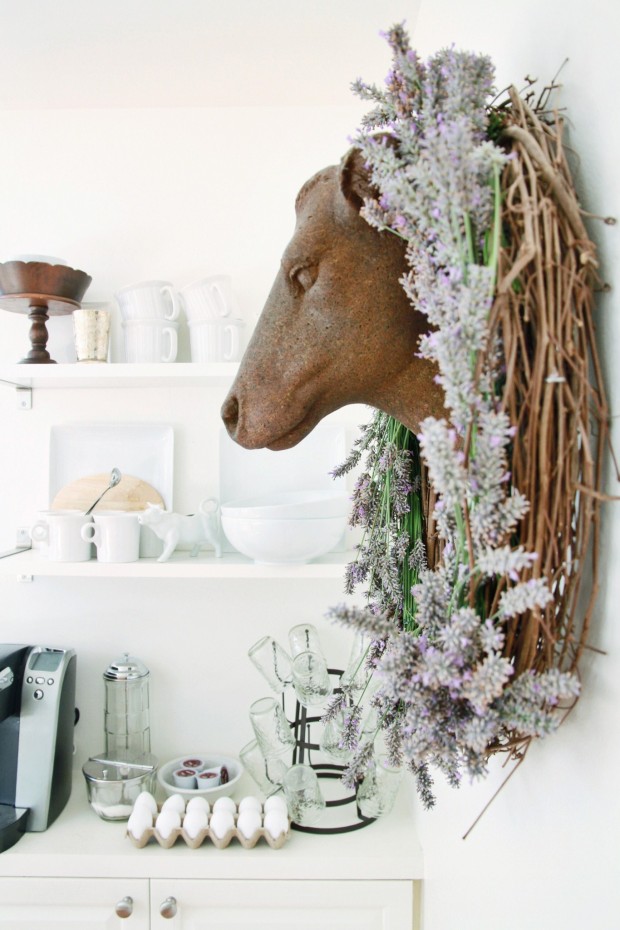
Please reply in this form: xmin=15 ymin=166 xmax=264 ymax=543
xmin=122 ymin=319 xmax=178 ymax=363
xmin=115 ymin=280 xmax=181 ymax=322
xmin=30 ymin=510 xmax=93 ymax=562
xmin=81 ymin=511 xmax=141 ymax=563
xmin=188 ymin=319 xmax=243 ymax=362
xmin=180 ymin=275 xmax=236 ymax=322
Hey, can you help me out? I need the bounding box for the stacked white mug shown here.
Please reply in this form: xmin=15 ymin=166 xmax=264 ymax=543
xmin=115 ymin=281 xmax=181 ymax=363
xmin=180 ymin=275 xmax=244 ymax=363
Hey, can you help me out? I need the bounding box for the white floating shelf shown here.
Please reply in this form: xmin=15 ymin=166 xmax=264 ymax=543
xmin=0 ymin=361 xmax=239 ymax=389
xmin=0 ymin=548 xmax=353 ymax=580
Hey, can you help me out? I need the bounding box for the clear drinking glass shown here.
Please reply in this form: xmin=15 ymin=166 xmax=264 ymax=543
xmin=249 ymin=696 xmax=296 ymax=759
xmin=356 ymin=755 xmax=403 ymax=819
xmin=340 ymin=631 xmax=370 ymax=694
xmin=239 ymin=738 xmax=289 ymax=794
xmin=319 ymin=709 xmax=354 ymax=762
xmin=291 ymin=651 xmax=332 ymax=707
xmin=282 ymin=764 xmax=326 ymax=826
xmin=288 ymin=622 xmax=324 ymax=658
xmin=248 ymin=636 xmax=293 ymax=693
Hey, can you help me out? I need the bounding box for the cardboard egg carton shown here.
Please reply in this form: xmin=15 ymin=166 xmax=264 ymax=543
xmin=127 ymin=807 xmax=290 ymax=850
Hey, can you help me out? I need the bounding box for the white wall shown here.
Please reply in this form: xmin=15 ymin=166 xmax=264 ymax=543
xmin=412 ymin=2 xmax=620 ymax=929
xmin=0 ymin=2 xmax=618 ymax=929
xmin=0 ymin=1 xmax=403 ymax=802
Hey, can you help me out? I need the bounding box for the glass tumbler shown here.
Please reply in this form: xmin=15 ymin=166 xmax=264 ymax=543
xmin=239 ymin=738 xmax=289 ymax=794
xmin=340 ymin=631 xmax=370 ymax=694
xmin=288 ymin=622 xmax=324 ymax=658
xmin=282 ymin=764 xmax=326 ymax=826
xmin=291 ymin=650 xmax=332 ymax=707
xmin=249 ymin=696 xmax=296 ymax=759
xmin=356 ymin=755 xmax=403 ymax=819
xmin=319 ymin=709 xmax=353 ymax=762
xmin=248 ymin=636 xmax=293 ymax=693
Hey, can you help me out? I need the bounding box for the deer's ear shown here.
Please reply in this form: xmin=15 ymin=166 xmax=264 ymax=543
xmin=339 ymin=146 xmax=375 ymax=210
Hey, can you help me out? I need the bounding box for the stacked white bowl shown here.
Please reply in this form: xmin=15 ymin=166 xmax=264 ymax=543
xmin=220 ymin=490 xmax=349 ymax=564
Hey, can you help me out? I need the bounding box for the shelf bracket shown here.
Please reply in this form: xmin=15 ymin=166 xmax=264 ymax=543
xmin=15 ymin=386 xmax=32 ymax=410
xmin=0 ymin=378 xmax=32 ymax=407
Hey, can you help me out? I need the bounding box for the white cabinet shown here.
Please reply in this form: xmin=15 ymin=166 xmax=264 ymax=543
xmin=0 ymin=877 xmax=149 ymax=928
xmin=0 ymin=878 xmax=415 ymax=930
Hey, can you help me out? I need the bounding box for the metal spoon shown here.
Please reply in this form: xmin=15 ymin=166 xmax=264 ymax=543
xmin=85 ymin=467 xmax=122 ymax=515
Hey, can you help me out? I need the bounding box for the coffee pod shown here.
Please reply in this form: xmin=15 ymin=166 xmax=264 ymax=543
xmin=196 ymin=768 xmax=221 ymax=788
xmin=172 ymin=768 xmax=197 ymax=789
xmin=181 ymin=757 xmax=206 ymax=771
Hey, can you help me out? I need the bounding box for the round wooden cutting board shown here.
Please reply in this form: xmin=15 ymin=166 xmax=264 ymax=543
xmin=51 ymin=473 xmax=164 ymax=512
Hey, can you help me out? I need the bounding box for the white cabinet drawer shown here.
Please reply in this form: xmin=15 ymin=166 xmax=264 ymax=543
xmin=0 ymin=877 xmax=149 ymax=929
xmin=150 ymin=879 xmax=413 ymax=929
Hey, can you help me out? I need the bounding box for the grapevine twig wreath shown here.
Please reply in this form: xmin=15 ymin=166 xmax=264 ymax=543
xmin=326 ymin=24 xmax=612 ymax=809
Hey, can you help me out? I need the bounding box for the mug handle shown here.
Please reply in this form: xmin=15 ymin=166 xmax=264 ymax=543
xmin=160 ymin=285 xmax=181 ymax=322
xmin=30 ymin=522 xmax=49 ymax=543
xmin=223 ymin=324 xmax=240 ymax=362
xmin=161 ymin=326 xmax=178 ymax=363
xmin=81 ymin=523 xmax=98 ymax=544
xmin=209 ymin=282 xmax=230 ymax=318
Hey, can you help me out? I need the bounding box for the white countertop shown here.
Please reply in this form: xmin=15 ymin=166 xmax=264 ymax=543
xmin=0 ymin=768 xmax=424 ymax=882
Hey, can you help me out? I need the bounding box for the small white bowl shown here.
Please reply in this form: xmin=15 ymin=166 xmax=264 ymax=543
xmin=157 ymin=753 xmax=242 ymax=803
xmin=221 ymin=490 xmax=349 ymax=520
xmin=221 ymin=513 xmax=345 ymax=564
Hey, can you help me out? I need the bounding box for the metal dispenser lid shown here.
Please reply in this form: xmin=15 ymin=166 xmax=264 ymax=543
xmin=103 ymin=653 xmax=149 ymax=681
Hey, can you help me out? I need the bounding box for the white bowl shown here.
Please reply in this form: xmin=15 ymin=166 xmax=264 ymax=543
xmin=221 ymin=490 xmax=349 ymax=520
xmin=157 ymin=753 xmax=243 ymax=803
xmin=221 ymin=513 xmax=345 ymax=564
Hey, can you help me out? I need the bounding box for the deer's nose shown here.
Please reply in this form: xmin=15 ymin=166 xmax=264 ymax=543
xmin=221 ymin=393 xmax=240 ymax=437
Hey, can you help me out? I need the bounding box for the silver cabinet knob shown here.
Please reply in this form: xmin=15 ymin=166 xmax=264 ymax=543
xmin=160 ymin=896 xmax=178 ymax=919
xmin=115 ymin=896 xmax=133 ymax=918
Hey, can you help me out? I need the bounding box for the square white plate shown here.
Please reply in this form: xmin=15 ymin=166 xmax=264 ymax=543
xmin=49 ymin=423 xmax=174 ymax=557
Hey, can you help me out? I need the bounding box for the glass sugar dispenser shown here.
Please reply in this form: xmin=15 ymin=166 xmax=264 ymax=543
xmin=104 ymin=652 xmax=152 ymax=759
xmin=82 ymin=653 xmax=157 ymax=821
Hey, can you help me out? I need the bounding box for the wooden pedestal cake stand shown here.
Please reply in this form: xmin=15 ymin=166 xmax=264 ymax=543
xmin=0 ymin=260 xmax=92 ymax=364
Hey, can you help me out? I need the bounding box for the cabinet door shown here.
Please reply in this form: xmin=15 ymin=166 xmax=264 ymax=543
xmin=151 ymin=879 xmax=413 ymax=930
xmin=0 ymin=877 xmax=149 ymax=929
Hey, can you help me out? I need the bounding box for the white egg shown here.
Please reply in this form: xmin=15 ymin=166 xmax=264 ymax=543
xmin=209 ymin=809 xmax=235 ymax=839
xmin=155 ymin=809 xmax=182 ymax=839
xmin=212 ymin=796 xmax=237 ymax=815
xmin=264 ymin=795 xmax=288 ymax=816
xmin=161 ymin=793 xmax=186 ymax=816
xmin=183 ymin=808 xmax=209 ymax=839
xmin=186 ymin=796 xmax=210 ymax=815
xmin=263 ymin=810 xmax=289 ymax=839
xmin=127 ymin=808 xmax=153 ymax=839
xmin=133 ymin=791 xmax=158 ymax=816
xmin=236 ymin=808 xmax=262 ymax=839
xmin=238 ymin=795 xmax=262 ymax=814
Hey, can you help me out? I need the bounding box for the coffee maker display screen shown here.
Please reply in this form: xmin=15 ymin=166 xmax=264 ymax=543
xmin=29 ymin=651 xmax=64 ymax=672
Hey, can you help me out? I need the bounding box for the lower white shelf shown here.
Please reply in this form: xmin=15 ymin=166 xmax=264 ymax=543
xmin=0 ymin=548 xmax=354 ymax=579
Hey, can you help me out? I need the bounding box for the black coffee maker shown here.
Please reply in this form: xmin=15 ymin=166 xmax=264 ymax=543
xmin=0 ymin=644 xmax=77 ymax=853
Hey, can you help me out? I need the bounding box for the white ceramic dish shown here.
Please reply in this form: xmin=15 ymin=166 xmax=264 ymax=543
xmin=221 ymin=513 xmax=346 ymax=564
xmin=49 ymin=423 xmax=174 ymax=557
xmin=158 ymin=753 xmax=243 ymax=802
xmin=221 ymin=490 xmax=349 ymax=520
